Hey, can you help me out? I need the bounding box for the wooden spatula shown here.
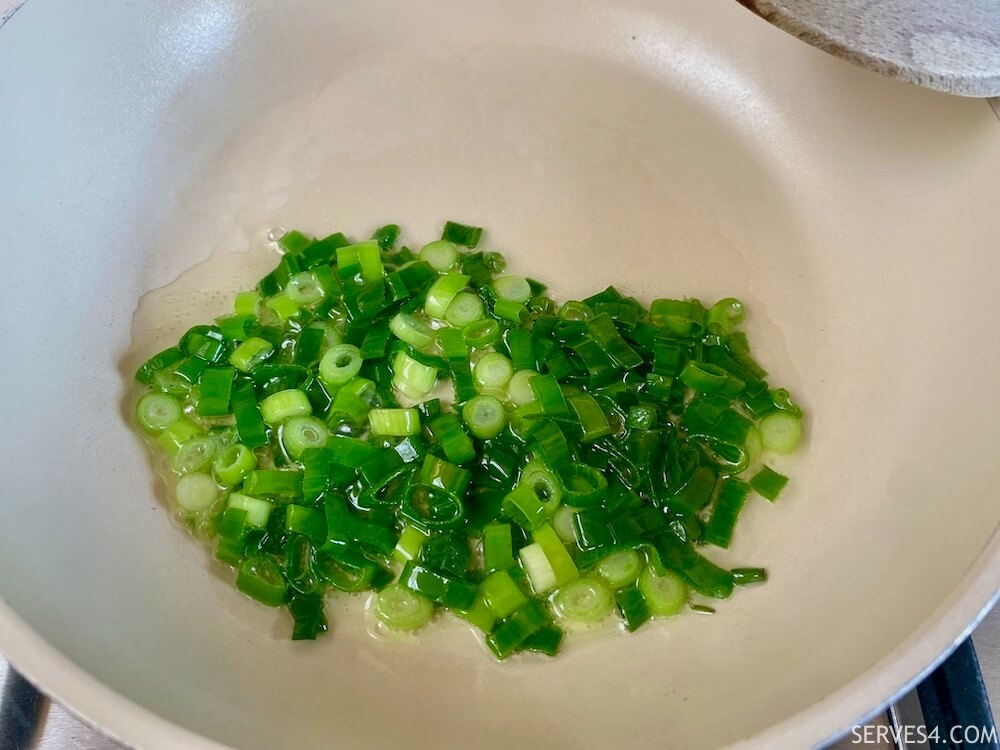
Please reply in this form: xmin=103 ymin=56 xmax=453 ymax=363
xmin=736 ymin=0 xmax=1000 ymax=97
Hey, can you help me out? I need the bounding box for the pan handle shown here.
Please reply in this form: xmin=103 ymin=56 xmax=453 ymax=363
xmin=915 ymin=638 xmax=998 ymax=750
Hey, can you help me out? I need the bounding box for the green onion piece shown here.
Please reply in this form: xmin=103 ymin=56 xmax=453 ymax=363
xmin=507 ymin=369 xmax=539 ymax=407
xmin=233 ymin=290 xmax=261 ymax=317
xmin=638 ymin=568 xmax=688 ymax=616
xmin=285 ymin=271 xmax=327 ymax=305
xmin=485 ymin=601 xmax=548 ymax=659
xmin=553 ymin=577 xmax=613 ymax=623
xmin=503 ymin=485 xmax=547 ymax=531
xmin=426 ymin=414 xmax=475 ymax=464
xmin=552 ymin=505 xmax=579 ymax=544
xmin=265 ymin=292 xmax=302 ymax=323
xmin=236 ymin=556 xmax=287 ymax=607
xmin=229 ymin=336 xmax=274 ymax=373
xmin=452 ymin=591 xmax=497 ymax=633
xmin=401 ymin=484 xmax=466 ymax=532
xmin=418 ymin=454 xmax=472 ymax=497
xmin=280 ymin=416 xmax=331 ymax=459
xmin=213 ymin=443 xmax=257 ymax=487
xmin=483 ymin=522 xmax=514 ymax=572
xmin=517 ymin=543 xmax=557 ymax=595
xmin=522 ymin=625 xmax=564 ymax=656
xmin=419 ymin=239 xmax=460 ymax=271
xmin=492 ymin=275 xmax=531 ymax=304
xmin=528 ymin=374 xmax=568 ymax=415
xmin=436 ymin=327 xmax=468 ymax=360
xmin=156 ymin=416 xmax=203 ymax=454
xmin=707 ymin=297 xmax=745 ymax=335
xmin=336 ymin=240 xmax=384 ymax=283
xmin=425 ymin=273 xmax=470 ymax=319
xmin=481 ymin=570 xmax=529 ymax=618
xmin=369 ymin=408 xmax=421 ymax=436
xmin=759 ymin=412 xmax=803 ymax=454
xmin=285 ymin=504 xmax=327 ymax=542
xmin=319 ymin=344 xmax=364 ymax=388
xmin=393 ymin=524 xmax=429 ymax=564
xmin=532 ymin=523 xmax=579 ymax=588
xmin=703 ymin=479 xmax=751 ymax=548
xmin=595 ymin=550 xmax=644 ymax=589
xmin=376 ymin=584 xmax=434 ymax=631
xmin=216 ymin=314 xmax=256 ymax=342
xmin=316 ymin=548 xmax=389 ymax=592
xmin=616 ymin=585 xmax=651 ymax=632
xmin=136 ymin=393 xmax=182 ymax=433
xmin=279 ymin=229 xmax=313 ymax=253
xmin=751 ymin=465 xmax=789 ymax=501
xmin=228 ymin=492 xmax=274 ymax=529
xmin=243 ymin=469 xmax=303 ymax=500
xmin=652 ymin=533 xmax=734 ymax=599
xmin=389 ymin=312 xmax=435 ymax=349
xmin=461 ymin=395 xmax=507 ymax=440
xmin=462 ymin=318 xmax=500 ymax=348
xmin=372 ymin=223 xmax=400 ymax=249
xmin=170 ymin=436 xmax=218 ymax=475
xmin=679 ymin=361 xmax=745 ymax=397
xmin=441 ymin=220 xmax=483 ymax=248
xmin=392 ymin=351 xmax=438 ymax=401
xmin=288 ymin=594 xmax=328 ymax=641
xmin=473 ymin=352 xmax=514 ymax=390
xmin=732 ymin=567 xmax=768 ymax=586
xmin=567 ymin=392 xmax=612 ymax=442
xmin=558 ymin=464 xmax=608 ymax=508
xmin=493 ymin=298 xmax=527 ymax=323
xmin=135 ymin=346 xmax=186 ymax=384
xmin=231 ymin=381 xmax=268 ymax=449
xmin=445 ymin=291 xmax=486 ymax=327
xmin=196 ymin=366 xmax=235 ymax=417
xmin=259 ymin=388 xmax=312 ymax=426
xmin=530 ymin=422 xmax=570 ymax=469
xmin=503 ymin=329 xmax=535 ymax=371
xmin=399 ymin=563 xmax=477 ymax=610
xmin=518 ymin=460 xmax=562 ymax=516
xmin=175 ymin=472 xmax=219 ymax=513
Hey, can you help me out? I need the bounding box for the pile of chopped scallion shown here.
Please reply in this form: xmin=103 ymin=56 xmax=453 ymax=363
xmin=133 ymin=221 xmax=803 ymax=658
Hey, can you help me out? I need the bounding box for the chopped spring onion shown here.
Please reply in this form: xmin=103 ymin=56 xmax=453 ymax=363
xmin=473 ymin=352 xmax=514 ymax=389
xmin=518 ymin=460 xmax=562 ymax=516
xmin=552 ymin=578 xmax=614 ymax=624
xmin=259 ymin=389 xmax=312 ymax=425
xmin=507 ymin=369 xmax=539 ymax=406
xmin=462 ymin=318 xmax=500 ymax=348
xmin=284 ymin=271 xmax=327 ymax=305
xmin=461 ymin=395 xmax=507 ymax=440
xmin=170 ymin=436 xmax=218 ymax=475
xmin=229 ymin=336 xmax=274 ymax=373
xmin=389 ymin=312 xmax=435 ymax=349
xmin=175 ymin=473 xmax=219 ymax=513
xmin=319 ymin=344 xmax=363 ymax=387
xmin=595 ymin=550 xmax=644 ymax=589
xmin=750 ymin=465 xmax=789 ymax=501
xmin=492 ymin=275 xmax=532 ymax=304
xmin=444 ymin=291 xmax=486 ymax=327
xmin=369 ymin=408 xmax=421 ymax=436
xmin=425 ymin=273 xmax=470 ymax=319
xmin=280 ymin=416 xmax=331 ymax=459
xmin=136 ymin=393 xmax=182 ymax=433
xmin=419 ymin=240 xmax=459 ymax=271
xmin=392 ymin=351 xmax=437 ymax=401
xmin=213 ymin=444 xmax=257 ymax=487
xmin=759 ymin=412 xmax=803 ymax=454
xmin=131 ymin=221 xmax=804 ymax=652
xmin=637 ymin=568 xmax=688 ymax=617
xmin=376 ymin=584 xmax=434 ymax=631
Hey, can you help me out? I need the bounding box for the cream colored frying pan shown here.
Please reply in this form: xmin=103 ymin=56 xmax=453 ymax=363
xmin=1 ymin=1 xmax=999 ymax=748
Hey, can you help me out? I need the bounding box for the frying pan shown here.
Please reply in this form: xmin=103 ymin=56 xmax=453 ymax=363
xmin=1 ymin=1 xmax=999 ymax=748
